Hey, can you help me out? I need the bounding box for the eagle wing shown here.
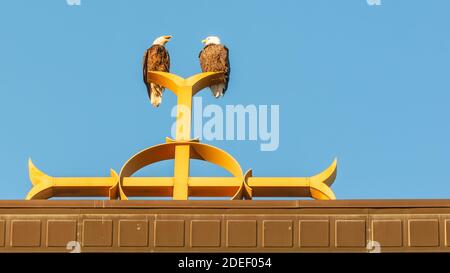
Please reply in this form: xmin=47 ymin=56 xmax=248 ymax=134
xmin=199 ymin=44 xmax=230 ymax=93
xmin=143 ymin=45 xmax=170 ymax=85
xmin=143 ymin=44 xmax=170 ymax=106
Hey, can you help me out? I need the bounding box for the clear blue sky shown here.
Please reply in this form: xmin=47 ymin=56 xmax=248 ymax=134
xmin=1 ymin=0 xmax=449 ymax=199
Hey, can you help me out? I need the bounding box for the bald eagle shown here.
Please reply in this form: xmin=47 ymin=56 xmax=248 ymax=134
xmin=143 ymin=35 xmax=172 ymax=107
xmin=199 ymin=36 xmax=230 ymax=98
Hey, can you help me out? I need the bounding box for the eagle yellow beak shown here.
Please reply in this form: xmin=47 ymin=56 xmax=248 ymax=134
xmin=201 ymin=39 xmax=207 ymax=44
xmin=164 ymin=35 xmax=173 ymax=40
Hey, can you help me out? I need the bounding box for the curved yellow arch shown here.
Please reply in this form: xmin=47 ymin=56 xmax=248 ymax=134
xmin=146 ymin=71 xmax=226 ymax=97
xmin=118 ymin=141 xmax=244 ymax=199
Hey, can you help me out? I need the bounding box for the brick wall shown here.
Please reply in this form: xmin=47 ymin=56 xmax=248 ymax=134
xmin=0 ymin=200 xmax=449 ymax=252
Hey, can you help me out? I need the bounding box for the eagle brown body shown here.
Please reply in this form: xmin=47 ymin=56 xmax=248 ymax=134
xmin=199 ymin=43 xmax=230 ymax=97
xmin=143 ymin=43 xmax=170 ymax=107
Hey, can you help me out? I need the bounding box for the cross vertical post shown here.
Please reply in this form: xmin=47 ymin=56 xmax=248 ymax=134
xmin=172 ymin=85 xmax=193 ymax=200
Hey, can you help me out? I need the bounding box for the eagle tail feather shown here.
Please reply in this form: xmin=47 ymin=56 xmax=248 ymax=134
xmin=150 ymin=83 xmax=164 ymax=107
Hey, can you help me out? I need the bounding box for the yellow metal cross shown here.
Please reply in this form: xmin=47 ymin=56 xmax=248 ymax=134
xmin=26 ymin=72 xmax=337 ymax=200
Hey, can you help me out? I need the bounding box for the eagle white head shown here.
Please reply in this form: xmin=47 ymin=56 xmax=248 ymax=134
xmin=152 ymin=35 xmax=172 ymax=46
xmin=202 ymin=36 xmax=221 ymax=46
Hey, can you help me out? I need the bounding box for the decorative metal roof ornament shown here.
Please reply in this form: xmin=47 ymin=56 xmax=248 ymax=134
xmin=26 ymin=72 xmax=337 ymax=200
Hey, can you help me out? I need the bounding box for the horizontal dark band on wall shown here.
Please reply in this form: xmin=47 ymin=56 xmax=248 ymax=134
xmin=2 ymin=199 xmax=450 ymax=209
